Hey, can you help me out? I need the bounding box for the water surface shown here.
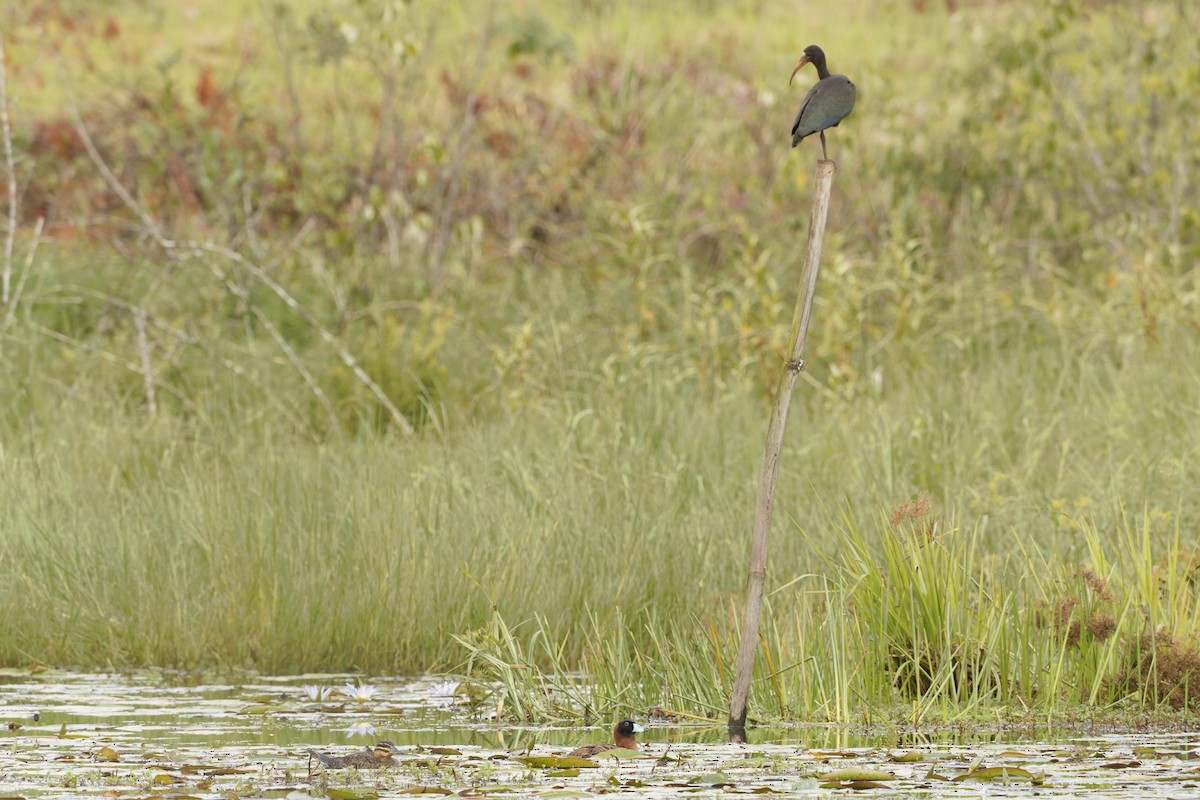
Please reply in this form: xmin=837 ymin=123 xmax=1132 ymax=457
xmin=3 ymin=670 xmax=1198 ymax=798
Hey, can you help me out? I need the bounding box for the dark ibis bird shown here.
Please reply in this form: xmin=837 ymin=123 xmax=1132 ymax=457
xmin=789 ymin=45 xmax=856 ymax=160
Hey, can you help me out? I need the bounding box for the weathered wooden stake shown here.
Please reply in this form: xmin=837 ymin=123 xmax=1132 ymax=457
xmin=728 ymin=158 xmax=837 ymax=740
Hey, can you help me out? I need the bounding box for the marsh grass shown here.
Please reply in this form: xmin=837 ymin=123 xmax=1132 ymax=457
xmin=0 ymin=0 xmax=1198 ymax=724
xmin=453 ymin=512 xmax=1200 ymax=724
xmin=2 ymin=318 xmax=1196 ymax=681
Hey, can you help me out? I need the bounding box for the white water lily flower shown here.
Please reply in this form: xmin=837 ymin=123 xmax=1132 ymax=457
xmin=429 ymin=680 xmax=461 ymax=704
xmin=345 ymin=720 xmax=378 ymax=737
xmin=300 ymin=684 xmax=333 ymax=702
xmin=343 ymin=682 xmax=379 ymax=703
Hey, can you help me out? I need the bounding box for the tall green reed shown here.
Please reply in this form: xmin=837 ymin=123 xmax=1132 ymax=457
xmin=449 ymin=510 xmax=1200 ymax=724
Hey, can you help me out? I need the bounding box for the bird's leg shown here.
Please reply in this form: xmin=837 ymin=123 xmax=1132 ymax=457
xmin=820 ymin=130 xmax=828 ymax=161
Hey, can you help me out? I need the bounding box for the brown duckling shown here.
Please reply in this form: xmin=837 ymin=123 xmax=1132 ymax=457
xmin=569 ymin=719 xmax=646 ymax=758
xmin=308 ymin=740 xmax=400 ymax=769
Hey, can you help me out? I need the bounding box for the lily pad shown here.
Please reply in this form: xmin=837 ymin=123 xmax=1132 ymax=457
xmin=591 ymin=747 xmax=643 ymax=760
xmin=374 ymin=705 xmax=407 ymax=715
xmin=327 ymin=790 xmax=380 ymax=800
xmin=94 ymin=746 xmax=120 ymax=762
xmin=818 ymin=769 xmax=894 ymax=782
xmin=398 ymin=788 xmax=454 ymax=795
xmin=517 ymin=756 xmax=601 ymax=769
xmin=688 ymin=772 xmax=734 ymax=786
xmin=956 ymin=766 xmax=1034 ymax=782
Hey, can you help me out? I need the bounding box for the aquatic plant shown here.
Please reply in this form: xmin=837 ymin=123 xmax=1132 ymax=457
xmin=429 ymin=680 xmax=462 ymax=706
xmin=300 ymin=684 xmax=334 ymax=702
xmin=342 ymin=683 xmax=380 ymax=703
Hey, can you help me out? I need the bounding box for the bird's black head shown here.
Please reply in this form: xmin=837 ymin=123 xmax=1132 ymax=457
xmin=615 ymin=719 xmax=646 ymax=736
xmin=790 ymin=44 xmax=829 ymax=84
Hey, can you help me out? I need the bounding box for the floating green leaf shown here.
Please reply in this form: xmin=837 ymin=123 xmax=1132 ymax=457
xmin=591 ymin=747 xmax=642 ymax=760
xmin=956 ymin=766 xmax=1034 ymax=782
xmin=687 ymin=772 xmax=734 ymax=786
xmin=327 ymin=789 xmax=380 ymax=800
xmin=818 ymin=769 xmax=894 ymax=782
xmin=517 ymin=756 xmax=600 ymax=769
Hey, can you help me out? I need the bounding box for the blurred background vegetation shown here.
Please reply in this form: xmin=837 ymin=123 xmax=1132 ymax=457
xmin=0 ymin=0 xmax=1197 ymax=718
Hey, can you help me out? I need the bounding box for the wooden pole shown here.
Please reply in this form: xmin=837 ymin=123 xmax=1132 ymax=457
xmin=728 ymin=158 xmax=837 ymax=740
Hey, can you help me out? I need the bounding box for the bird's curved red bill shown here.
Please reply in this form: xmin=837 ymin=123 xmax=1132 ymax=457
xmin=789 ymin=56 xmax=811 ymax=85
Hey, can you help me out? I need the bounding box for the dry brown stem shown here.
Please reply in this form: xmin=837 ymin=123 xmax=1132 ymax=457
xmin=728 ymin=159 xmax=837 ymax=738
